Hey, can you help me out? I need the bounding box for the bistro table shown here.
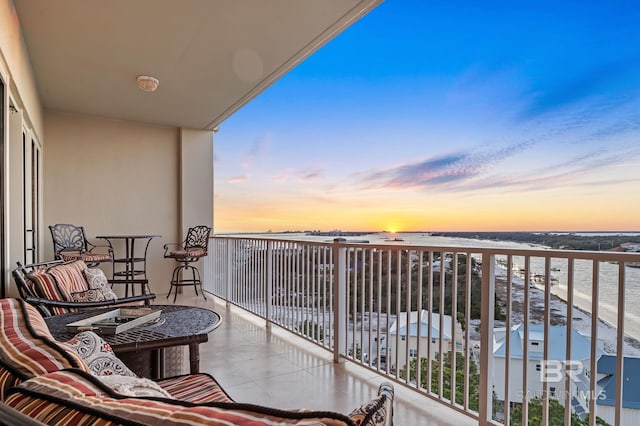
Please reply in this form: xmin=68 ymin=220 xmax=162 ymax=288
xmin=45 ymin=305 xmax=221 ymax=379
xmin=96 ymin=234 xmax=160 ymax=297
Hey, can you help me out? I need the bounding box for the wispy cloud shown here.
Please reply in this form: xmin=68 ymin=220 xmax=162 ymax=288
xmin=354 ymin=124 xmax=640 ymax=194
xmin=273 ymin=167 xmax=325 ymax=183
xmin=357 ymin=139 xmax=536 ymax=191
xmin=227 ymin=173 xmax=251 ymax=184
xmin=240 ymin=137 xmax=270 ymax=169
xmin=447 ymin=147 xmax=638 ymax=193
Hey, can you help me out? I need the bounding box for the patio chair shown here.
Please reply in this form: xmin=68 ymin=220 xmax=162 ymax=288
xmin=163 ymin=226 xmax=212 ymax=303
xmin=12 ymin=260 xmax=156 ymax=317
xmin=49 ymin=223 xmax=113 ymax=266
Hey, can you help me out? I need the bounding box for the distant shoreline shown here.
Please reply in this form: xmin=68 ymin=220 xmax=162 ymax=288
xmin=493 ymin=273 xmax=640 ymax=356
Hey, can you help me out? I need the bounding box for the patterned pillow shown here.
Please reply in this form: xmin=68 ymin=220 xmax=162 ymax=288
xmin=71 ymin=289 xmax=106 ymax=303
xmin=84 ymin=268 xmax=118 ymax=301
xmin=348 ymin=384 xmax=393 ymax=426
xmin=65 ymin=331 xmax=135 ymax=377
xmin=98 ymin=375 xmax=174 ymax=398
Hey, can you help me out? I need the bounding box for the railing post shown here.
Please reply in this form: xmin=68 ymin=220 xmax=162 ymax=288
xmin=266 ymin=240 xmax=273 ymax=329
xmin=333 ymin=238 xmax=347 ymax=363
xmin=226 ymin=239 xmax=233 ymax=306
xmin=479 ymin=252 xmax=495 ymax=426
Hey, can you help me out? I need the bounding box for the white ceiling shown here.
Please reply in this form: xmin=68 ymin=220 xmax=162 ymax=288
xmin=14 ymin=0 xmax=380 ymax=130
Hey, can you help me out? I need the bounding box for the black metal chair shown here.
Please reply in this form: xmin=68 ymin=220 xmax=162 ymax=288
xmin=12 ymin=260 xmax=156 ymax=317
xmin=49 ymin=224 xmax=112 ymax=266
xmin=163 ymin=226 xmax=211 ymax=303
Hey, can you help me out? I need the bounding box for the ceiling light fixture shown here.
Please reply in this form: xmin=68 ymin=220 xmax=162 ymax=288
xmin=136 ymin=75 xmax=159 ymax=92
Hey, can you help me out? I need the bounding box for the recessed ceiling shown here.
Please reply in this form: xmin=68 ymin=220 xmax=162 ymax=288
xmin=13 ymin=0 xmax=380 ymax=130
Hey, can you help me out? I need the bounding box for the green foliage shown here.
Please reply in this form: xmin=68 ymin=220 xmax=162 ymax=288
xmin=399 ymin=352 xmax=479 ymax=411
xmin=434 ymin=232 xmax=640 ymax=251
xmin=509 ymin=398 xmax=610 ymax=426
xmin=345 ymin=251 xmax=505 ymax=321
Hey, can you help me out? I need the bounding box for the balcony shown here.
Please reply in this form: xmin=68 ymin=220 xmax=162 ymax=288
xmin=177 ymin=292 xmax=475 ymax=426
xmin=200 ymin=235 xmax=640 ymax=426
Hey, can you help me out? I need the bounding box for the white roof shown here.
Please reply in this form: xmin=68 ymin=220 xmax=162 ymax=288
xmin=389 ymin=310 xmax=454 ymax=339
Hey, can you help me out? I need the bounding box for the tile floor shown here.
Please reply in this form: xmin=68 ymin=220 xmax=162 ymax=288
xmin=162 ymin=292 xmax=478 ymax=426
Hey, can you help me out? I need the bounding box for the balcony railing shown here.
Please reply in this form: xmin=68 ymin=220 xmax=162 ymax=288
xmin=203 ymin=236 xmax=640 ymax=426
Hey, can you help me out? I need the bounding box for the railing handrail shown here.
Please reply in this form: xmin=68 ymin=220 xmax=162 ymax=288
xmin=210 ymin=234 xmax=640 ymax=262
xmin=206 ymin=235 xmax=640 ymax=426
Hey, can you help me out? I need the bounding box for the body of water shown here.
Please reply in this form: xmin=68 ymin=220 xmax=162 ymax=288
xmin=223 ymin=231 xmax=640 ymax=340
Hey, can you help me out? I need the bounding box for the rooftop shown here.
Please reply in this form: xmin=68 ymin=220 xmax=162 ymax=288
xmin=493 ymin=323 xmax=598 ymax=361
xmin=389 ymin=310 xmax=454 ymax=339
xmin=597 ymin=355 xmax=640 ymax=409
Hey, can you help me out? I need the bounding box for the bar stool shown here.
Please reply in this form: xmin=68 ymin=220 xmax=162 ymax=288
xmin=163 ymin=226 xmax=211 ymax=303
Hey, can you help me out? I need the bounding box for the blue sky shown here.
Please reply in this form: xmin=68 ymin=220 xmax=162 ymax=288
xmin=214 ymin=1 xmax=640 ymax=232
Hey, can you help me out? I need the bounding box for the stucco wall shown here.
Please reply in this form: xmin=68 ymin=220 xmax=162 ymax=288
xmin=43 ymin=111 xmax=180 ymax=295
xmin=0 ymin=0 xmax=43 ymax=139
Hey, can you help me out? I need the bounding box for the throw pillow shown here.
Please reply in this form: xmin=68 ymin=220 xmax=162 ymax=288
xmin=98 ymin=375 xmax=175 ymax=399
xmin=70 ymin=289 xmax=106 ymax=303
xmin=65 ymin=331 xmax=135 ymax=377
xmin=348 ymin=392 xmax=390 ymax=426
xmin=84 ymin=268 xmax=118 ymax=301
xmin=26 ymin=269 xmax=69 ymax=301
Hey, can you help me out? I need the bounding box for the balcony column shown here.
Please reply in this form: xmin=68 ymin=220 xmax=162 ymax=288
xmin=479 ymin=252 xmax=496 ymax=425
xmin=266 ymin=240 xmax=273 ymax=329
xmin=179 ymin=128 xmax=213 ymax=297
xmin=333 ymin=238 xmax=347 ymax=363
xmin=179 ymin=128 xmax=213 ymax=232
xmin=225 ymin=239 xmax=233 ymax=305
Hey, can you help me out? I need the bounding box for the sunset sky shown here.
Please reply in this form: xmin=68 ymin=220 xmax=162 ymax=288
xmin=213 ymin=0 xmax=640 ymax=233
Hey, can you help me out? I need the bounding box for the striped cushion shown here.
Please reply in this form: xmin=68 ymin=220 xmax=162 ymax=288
xmin=48 ymin=260 xmax=89 ymax=294
xmin=156 ymin=373 xmax=234 ymax=403
xmin=0 ymin=365 xmax=22 ymax=400
xmin=169 ymin=247 xmax=207 ymax=258
xmin=0 ymin=299 xmax=90 ymax=380
xmin=61 ymin=252 xmax=111 ymax=263
xmin=7 ymin=370 xmax=355 ymax=426
xmin=25 ymin=270 xmax=71 ymax=315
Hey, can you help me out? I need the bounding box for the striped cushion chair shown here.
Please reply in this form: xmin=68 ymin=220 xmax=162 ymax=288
xmin=23 ymin=260 xmax=102 ymax=315
xmin=0 ymin=299 xmax=90 ymax=400
xmin=6 ymin=369 xmax=358 ymax=426
xmin=0 ymin=298 xmax=232 ymax=405
xmin=49 ymin=224 xmax=112 ymax=266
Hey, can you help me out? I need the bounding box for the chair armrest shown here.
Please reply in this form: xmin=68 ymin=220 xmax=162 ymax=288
xmin=163 ymin=243 xmax=185 ymax=257
xmin=86 ymin=241 xmax=114 ymax=257
xmin=23 ymin=293 xmax=157 ymax=317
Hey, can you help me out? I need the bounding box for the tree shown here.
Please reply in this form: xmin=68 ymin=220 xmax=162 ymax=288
xmin=509 ymin=398 xmax=610 ymax=426
xmin=399 ymin=352 xmax=479 ymax=411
